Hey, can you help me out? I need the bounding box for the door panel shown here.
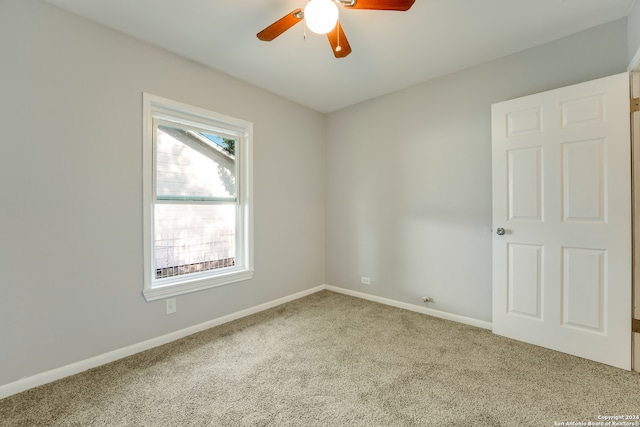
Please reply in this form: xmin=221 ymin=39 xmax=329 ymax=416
xmin=562 ymin=139 xmax=606 ymax=222
xmin=508 ymin=148 xmax=543 ymax=220
xmin=562 ymin=247 xmax=605 ymax=332
xmin=508 ymin=243 xmax=543 ymax=319
xmin=492 ymin=72 xmax=631 ymax=370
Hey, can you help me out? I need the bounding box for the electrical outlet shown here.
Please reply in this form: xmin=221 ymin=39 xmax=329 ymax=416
xmin=166 ymin=298 xmax=177 ymax=314
xmin=361 ymin=276 xmax=371 ymax=285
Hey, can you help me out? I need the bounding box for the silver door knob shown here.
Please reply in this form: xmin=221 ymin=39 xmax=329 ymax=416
xmin=496 ymin=227 xmax=506 ymax=235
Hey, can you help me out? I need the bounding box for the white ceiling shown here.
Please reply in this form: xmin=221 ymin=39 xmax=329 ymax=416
xmin=44 ymin=0 xmax=635 ymax=113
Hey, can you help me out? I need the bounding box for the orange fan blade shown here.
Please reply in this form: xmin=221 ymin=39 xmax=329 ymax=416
xmin=257 ymin=8 xmax=303 ymax=41
xmin=327 ymin=21 xmax=352 ymax=58
xmin=343 ymin=0 xmax=415 ymax=11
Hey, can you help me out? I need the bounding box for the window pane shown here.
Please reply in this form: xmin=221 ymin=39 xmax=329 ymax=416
xmin=156 ymin=124 xmax=236 ymax=201
xmin=154 ymin=204 xmax=236 ymax=279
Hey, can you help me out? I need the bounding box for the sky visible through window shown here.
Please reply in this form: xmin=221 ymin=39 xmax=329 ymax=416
xmin=202 ymin=132 xmax=235 ymax=156
xmin=202 ymin=133 xmax=225 ymax=149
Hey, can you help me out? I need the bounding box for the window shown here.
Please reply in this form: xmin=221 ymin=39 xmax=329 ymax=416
xmin=142 ymin=93 xmax=253 ymax=301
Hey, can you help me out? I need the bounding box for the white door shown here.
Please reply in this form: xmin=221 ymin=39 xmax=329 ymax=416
xmin=491 ymin=72 xmax=632 ymax=370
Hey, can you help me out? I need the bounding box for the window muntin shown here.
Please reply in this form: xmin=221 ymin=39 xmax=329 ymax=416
xmin=143 ymin=94 xmax=253 ymax=301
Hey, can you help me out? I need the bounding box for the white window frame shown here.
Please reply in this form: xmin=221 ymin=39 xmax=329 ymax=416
xmin=142 ymin=93 xmax=253 ymax=302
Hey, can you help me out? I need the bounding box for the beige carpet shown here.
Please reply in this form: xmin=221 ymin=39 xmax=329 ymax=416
xmin=1 ymin=290 xmax=639 ymax=426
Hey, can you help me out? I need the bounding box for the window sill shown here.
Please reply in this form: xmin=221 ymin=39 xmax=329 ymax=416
xmin=143 ymin=269 xmax=254 ymax=302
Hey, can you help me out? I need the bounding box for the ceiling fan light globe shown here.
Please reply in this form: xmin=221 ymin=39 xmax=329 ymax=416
xmin=304 ymin=0 xmax=339 ymax=34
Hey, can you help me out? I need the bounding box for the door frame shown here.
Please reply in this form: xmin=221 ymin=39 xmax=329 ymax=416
xmin=629 ymin=69 xmax=640 ymax=373
xmin=628 ymin=46 xmax=640 ymax=373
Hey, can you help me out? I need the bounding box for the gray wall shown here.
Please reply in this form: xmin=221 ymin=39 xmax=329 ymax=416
xmin=0 ymin=0 xmax=326 ymax=387
xmin=325 ymin=19 xmax=629 ymax=322
xmin=628 ymin=0 xmax=640 ymax=64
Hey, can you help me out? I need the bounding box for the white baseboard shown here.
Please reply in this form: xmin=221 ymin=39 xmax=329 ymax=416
xmin=324 ymin=285 xmax=492 ymax=330
xmin=0 ymin=284 xmax=490 ymax=400
xmin=0 ymin=285 xmax=325 ymax=400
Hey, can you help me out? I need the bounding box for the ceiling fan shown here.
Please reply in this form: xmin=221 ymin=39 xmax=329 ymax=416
xmin=257 ymin=0 xmax=415 ymax=58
